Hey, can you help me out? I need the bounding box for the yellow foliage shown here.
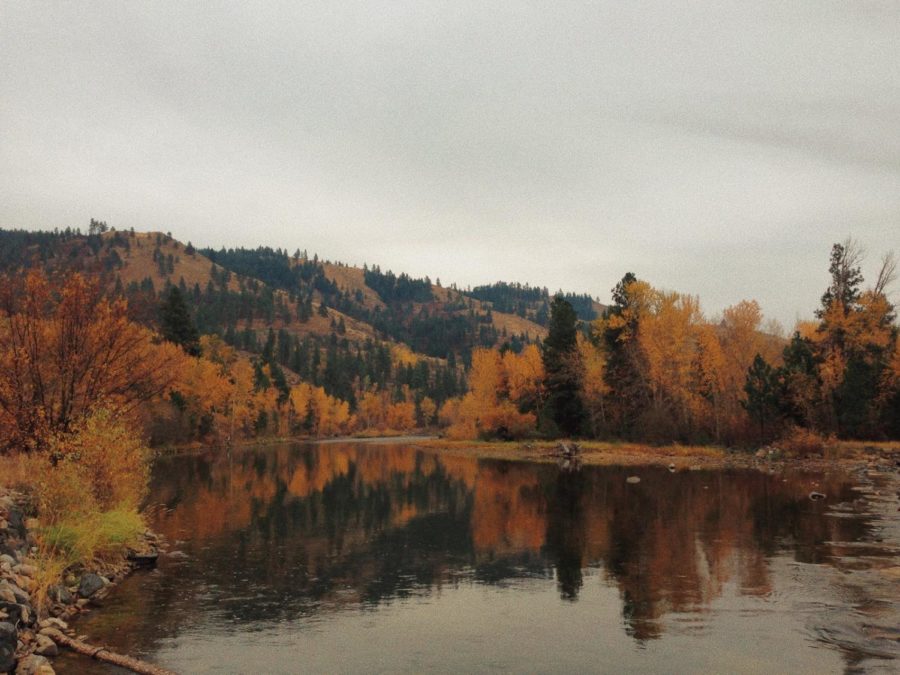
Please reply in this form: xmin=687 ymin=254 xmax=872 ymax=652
xmin=386 ymin=401 xmax=416 ymax=430
xmin=778 ymin=426 xmax=832 ymax=457
xmin=418 ymin=396 xmax=437 ymax=426
xmin=438 ymin=397 xmax=461 ymax=427
xmin=441 ymin=347 xmax=538 ymax=439
xmin=503 ymin=344 xmax=544 ymax=406
xmin=47 ymin=408 xmax=150 ymax=512
xmin=391 ymin=344 xmax=419 ymax=367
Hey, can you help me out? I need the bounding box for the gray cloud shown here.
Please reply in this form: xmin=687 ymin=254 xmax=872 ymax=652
xmin=1 ymin=0 xmax=898 ymax=326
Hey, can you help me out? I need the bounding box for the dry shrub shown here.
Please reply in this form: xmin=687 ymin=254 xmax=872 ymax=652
xmin=446 ymin=420 xmax=478 ymax=440
xmin=32 ymin=454 xmax=97 ymax=522
xmin=0 ymin=453 xmax=37 ymax=490
xmin=477 ymin=402 xmax=536 ymax=440
xmin=4 ymin=409 xmax=150 ymax=608
xmin=778 ymin=426 xmax=831 ymax=457
xmin=50 ymin=408 xmax=150 ymax=511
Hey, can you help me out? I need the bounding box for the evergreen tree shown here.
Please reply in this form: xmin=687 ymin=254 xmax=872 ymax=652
xmin=159 ymin=286 xmax=200 ymax=356
xmin=817 ymin=239 xmax=864 ymax=319
xmin=601 ymin=273 xmax=651 ymax=437
xmin=743 ymin=354 xmax=778 ymax=440
xmin=542 ymin=295 xmax=584 ymax=436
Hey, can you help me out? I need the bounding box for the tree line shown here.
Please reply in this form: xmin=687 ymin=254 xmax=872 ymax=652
xmin=440 ymin=240 xmax=900 ymax=444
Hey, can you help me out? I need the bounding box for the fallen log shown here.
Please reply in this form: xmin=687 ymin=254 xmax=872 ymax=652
xmin=41 ymin=628 xmax=177 ymax=675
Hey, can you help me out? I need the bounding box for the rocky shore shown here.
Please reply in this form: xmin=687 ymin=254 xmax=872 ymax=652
xmin=0 ymin=490 xmax=158 ymax=674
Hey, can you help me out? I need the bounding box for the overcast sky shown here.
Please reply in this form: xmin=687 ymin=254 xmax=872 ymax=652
xmin=2 ymin=1 xmax=898 ymax=327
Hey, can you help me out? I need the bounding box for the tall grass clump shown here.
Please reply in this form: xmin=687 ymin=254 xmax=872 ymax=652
xmin=5 ymin=409 xmax=150 ymax=607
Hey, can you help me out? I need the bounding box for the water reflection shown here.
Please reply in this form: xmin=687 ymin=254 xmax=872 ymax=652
xmin=57 ymin=442 xmax=899 ymax=674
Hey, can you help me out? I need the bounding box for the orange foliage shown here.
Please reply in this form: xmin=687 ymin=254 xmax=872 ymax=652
xmin=0 ymin=270 xmax=177 ymax=453
xmin=442 ymin=347 xmax=537 ymax=439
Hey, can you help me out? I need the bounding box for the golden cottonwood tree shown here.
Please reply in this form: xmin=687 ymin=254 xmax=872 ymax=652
xmin=442 ymin=347 xmax=537 ymax=439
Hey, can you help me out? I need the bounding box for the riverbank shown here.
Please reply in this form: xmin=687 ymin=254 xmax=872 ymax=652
xmin=161 ymin=433 xmax=900 ymax=474
xmin=0 ymin=488 xmax=159 ymax=674
xmin=410 ymin=438 xmax=900 ymax=474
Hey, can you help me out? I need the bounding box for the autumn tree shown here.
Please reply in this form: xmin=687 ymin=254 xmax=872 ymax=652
xmin=442 ymin=348 xmax=535 ymax=439
xmin=811 ymin=241 xmax=897 ymax=437
xmin=0 ymin=271 xmax=176 ymax=453
xmin=636 ymin=290 xmax=705 ymax=440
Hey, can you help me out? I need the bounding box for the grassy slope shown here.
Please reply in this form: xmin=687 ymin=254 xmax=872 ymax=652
xmin=111 ymin=230 xmax=558 ymax=356
xmin=111 ymin=231 xmax=383 ymax=344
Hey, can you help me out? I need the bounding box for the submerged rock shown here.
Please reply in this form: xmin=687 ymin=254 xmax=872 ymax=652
xmin=809 ymin=491 xmax=827 ymax=501
xmin=626 ymin=476 xmax=641 ymax=484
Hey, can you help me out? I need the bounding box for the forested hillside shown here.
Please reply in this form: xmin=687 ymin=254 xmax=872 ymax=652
xmin=0 ymin=223 xmax=595 ymax=443
xmin=3 ymin=224 xmax=896 ymax=448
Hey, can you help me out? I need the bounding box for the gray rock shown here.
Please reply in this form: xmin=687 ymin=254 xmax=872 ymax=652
xmin=5 ymin=510 xmax=24 ymax=537
xmin=5 ymin=583 xmax=29 ymax=606
xmin=0 ymin=602 xmax=31 ymax=627
xmin=34 ymin=634 xmax=58 ymax=657
xmin=12 ymin=565 xmax=36 ymax=579
xmin=0 ymin=621 xmax=15 ymax=673
xmin=0 ymin=584 xmax=16 ymax=604
xmin=77 ymin=573 xmax=105 ymax=598
xmin=37 ymin=618 xmax=66 ymax=631
xmin=0 ymin=555 xmax=14 ymax=567
xmin=15 ymin=654 xmax=55 ymax=675
xmin=47 ymin=585 xmax=72 ymax=605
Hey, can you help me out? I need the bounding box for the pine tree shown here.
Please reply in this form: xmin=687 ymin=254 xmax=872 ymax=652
xmin=542 ymin=295 xmax=584 ymax=436
xmin=159 ymin=286 xmax=200 ymax=356
xmin=743 ymin=354 xmax=778 ymax=440
xmin=601 ymin=273 xmax=651 ymax=437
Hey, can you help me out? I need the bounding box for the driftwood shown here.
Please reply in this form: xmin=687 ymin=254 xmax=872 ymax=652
xmin=41 ymin=628 xmax=177 ymax=675
xmin=555 ymin=442 xmax=582 ymax=472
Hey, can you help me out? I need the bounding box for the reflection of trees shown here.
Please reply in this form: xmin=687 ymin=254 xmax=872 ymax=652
xmin=89 ymin=443 xmax=872 ymax=658
xmin=545 ymin=469 xmax=587 ymax=601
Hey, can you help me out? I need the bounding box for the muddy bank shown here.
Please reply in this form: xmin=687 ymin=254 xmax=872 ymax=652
xmin=411 ymin=438 xmax=900 ymax=474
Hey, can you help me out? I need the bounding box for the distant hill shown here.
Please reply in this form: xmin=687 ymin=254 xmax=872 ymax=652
xmin=0 ymin=224 xmax=605 ymax=406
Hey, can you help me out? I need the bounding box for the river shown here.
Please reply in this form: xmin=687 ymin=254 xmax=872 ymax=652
xmin=56 ymin=441 xmax=900 ymax=673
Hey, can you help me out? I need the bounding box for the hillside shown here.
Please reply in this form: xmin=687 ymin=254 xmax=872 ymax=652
xmin=0 ymin=224 xmax=607 ymax=411
xmin=0 ymin=226 xmax=603 ymax=355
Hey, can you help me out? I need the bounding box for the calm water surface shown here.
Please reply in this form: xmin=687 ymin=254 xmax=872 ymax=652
xmin=56 ymin=442 xmax=900 ymax=674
